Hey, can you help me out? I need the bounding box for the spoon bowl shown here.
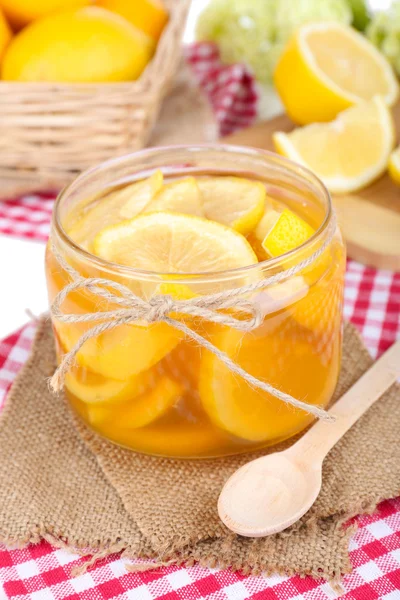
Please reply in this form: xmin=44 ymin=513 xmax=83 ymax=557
xmin=218 ymin=451 xmax=322 ymax=537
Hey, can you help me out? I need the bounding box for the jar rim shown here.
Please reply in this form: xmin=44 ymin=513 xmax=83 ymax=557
xmin=53 ymin=144 xmax=333 ymax=283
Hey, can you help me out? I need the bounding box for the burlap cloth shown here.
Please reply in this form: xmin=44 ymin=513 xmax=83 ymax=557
xmin=0 ymin=317 xmax=399 ymax=585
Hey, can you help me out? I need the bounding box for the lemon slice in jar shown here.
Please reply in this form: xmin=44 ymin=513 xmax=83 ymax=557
xmin=65 ymin=364 xmax=155 ymax=404
xmin=66 ymin=170 xmax=163 ymax=249
xmin=54 ymin=317 xmax=182 ymax=381
xmin=143 ymin=177 xmax=204 ymax=217
xmin=65 ymin=371 xmax=127 ymax=405
xmin=93 ymin=211 xmax=258 ymax=274
xmin=199 ymin=323 xmax=337 ymax=442
xmin=258 ymin=207 xmax=333 ymax=283
xmin=258 ymin=209 xmax=315 ymax=258
xmin=87 ymin=375 xmax=184 ymax=429
xmin=65 ymin=349 xmax=185 ymax=428
xmin=197 ymin=176 xmax=266 ymax=235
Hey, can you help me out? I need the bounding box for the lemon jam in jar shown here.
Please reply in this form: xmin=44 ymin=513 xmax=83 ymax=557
xmin=46 ymin=146 xmax=345 ymax=458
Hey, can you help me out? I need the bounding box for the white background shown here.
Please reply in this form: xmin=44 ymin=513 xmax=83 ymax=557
xmin=0 ymin=0 xmax=390 ymax=338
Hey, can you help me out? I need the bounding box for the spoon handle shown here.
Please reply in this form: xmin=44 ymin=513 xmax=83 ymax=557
xmin=290 ymin=340 xmax=400 ymax=463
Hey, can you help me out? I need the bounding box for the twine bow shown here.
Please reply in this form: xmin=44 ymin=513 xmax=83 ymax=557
xmin=50 ymin=214 xmax=337 ymax=422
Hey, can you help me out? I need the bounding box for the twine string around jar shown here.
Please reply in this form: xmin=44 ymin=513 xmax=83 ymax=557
xmin=49 ymin=213 xmax=337 ymax=422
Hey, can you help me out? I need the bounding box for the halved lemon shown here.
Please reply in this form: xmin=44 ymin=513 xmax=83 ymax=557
xmin=197 ymin=176 xmax=266 ymax=235
xmin=388 ymin=145 xmax=400 ymax=186
xmin=93 ymin=211 xmax=258 ymax=273
xmin=87 ymin=375 xmax=184 ymax=429
xmin=273 ymin=97 xmax=395 ymax=193
xmin=143 ymin=177 xmax=204 ymax=217
xmin=274 ymin=22 xmax=399 ymax=125
xmin=67 ymin=170 xmax=163 ymax=249
xmin=199 ymin=322 xmax=338 ymax=442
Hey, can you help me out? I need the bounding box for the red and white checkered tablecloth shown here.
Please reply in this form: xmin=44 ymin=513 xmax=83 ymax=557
xmin=0 ymin=193 xmax=54 ymax=243
xmin=1 ymin=42 xmax=400 ymax=600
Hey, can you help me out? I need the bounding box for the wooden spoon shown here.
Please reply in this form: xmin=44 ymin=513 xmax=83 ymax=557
xmin=218 ymin=340 xmax=400 ymax=537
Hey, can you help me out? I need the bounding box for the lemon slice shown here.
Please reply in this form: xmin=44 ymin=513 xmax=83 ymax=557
xmin=199 ymin=325 xmax=337 ymax=442
xmin=257 ymin=207 xmax=337 ymax=290
xmin=54 ymin=318 xmax=182 ymax=381
xmin=274 ymin=97 xmax=395 ymax=193
xmin=388 ymin=145 xmax=400 ymax=186
xmin=261 ymin=209 xmax=315 ymax=257
xmin=67 ymin=170 xmax=163 ymax=249
xmin=87 ymin=375 xmax=184 ymax=429
xmin=197 ymin=176 xmax=266 ymax=235
xmin=143 ymin=177 xmax=204 ymax=217
xmin=274 ymin=22 xmax=399 ymax=125
xmin=93 ymin=211 xmax=258 ymax=273
xmin=65 ymin=365 xmax=154 ymax=404
xmin=254 ymin=209 xmax=280 ymax=245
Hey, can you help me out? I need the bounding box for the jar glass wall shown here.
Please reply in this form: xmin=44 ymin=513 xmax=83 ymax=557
xmin=46 ymin=145 xmax=345 ymax=459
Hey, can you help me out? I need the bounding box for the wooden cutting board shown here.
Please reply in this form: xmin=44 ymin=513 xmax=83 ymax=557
xmin=223 ymin=104 xmax=400 ymax=271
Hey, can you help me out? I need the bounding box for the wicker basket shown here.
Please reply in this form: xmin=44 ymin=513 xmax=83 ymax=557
xmin=0 ymin=0 xmax=190 ymax=194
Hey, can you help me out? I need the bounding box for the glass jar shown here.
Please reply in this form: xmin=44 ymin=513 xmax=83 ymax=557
xmin=46 ymin=145 xmax=345 ymax=459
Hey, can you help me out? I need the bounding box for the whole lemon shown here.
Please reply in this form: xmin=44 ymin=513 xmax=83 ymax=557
xmin=1 ymin=7 xmax=154 ymax=82
xmin=97 ymin=0 xmax=168 ymax=41
xmin=0 ymin=8 xmax=11 ymax=61
xmin=0 ymin=0 xmax=90 ymax=29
